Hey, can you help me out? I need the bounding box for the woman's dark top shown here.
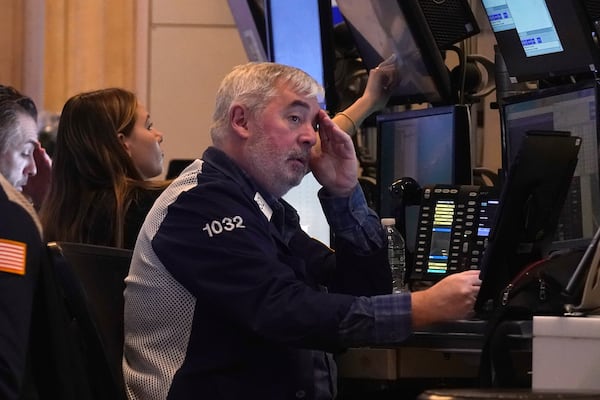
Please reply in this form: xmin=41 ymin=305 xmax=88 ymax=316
xmin=123 ymin=188 xmax=164 ymax=249
xmin=86 ymin=187 xmax=164 ymax=249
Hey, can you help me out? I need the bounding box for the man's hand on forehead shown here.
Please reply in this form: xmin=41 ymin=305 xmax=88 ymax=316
xmin=309 ymin=110 xmax=359 ymax=197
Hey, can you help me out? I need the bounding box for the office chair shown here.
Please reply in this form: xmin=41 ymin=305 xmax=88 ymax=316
xmin=48 ymin=241 xmax=133 ymax=400
xmin=166 ymin=158 xmax=194 ymax=179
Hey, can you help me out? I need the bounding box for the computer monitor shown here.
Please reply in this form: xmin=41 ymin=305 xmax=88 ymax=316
xmin=376 ymin=105 xmax=472 ymax=251
xmin=502 ymin=81 xmax=600 ymax=249
xmin=480 ymin=0 xmax=600 ymax=83
xmin=265 ymin=0 xmax=339 ymax=112
xmin=336 ymin=0 xmax=463 ymax=105
xmin=475 ymin=133 xmax=581 ymax=314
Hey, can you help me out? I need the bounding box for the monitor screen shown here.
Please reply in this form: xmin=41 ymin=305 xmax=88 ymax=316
xmin=480 ymin=0 xmax=600 ymax=83
xmin=282 ymin=173 xmax=330 ymax=247
xmin=266 ymin=0 xmax=339 ymax=112
xmin=336 ymin=0 xmax=454 ymax=105
xmin=475 ymin=133 xmax=581 ymax=313
xmin=502 ymin=81 xmax=600 ymax=249
xmin=376 ymin=105 xmax=472 ymax=250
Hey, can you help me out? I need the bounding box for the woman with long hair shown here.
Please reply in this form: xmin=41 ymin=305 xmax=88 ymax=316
xmin=41 ymin=88 xmax=168 ymax=249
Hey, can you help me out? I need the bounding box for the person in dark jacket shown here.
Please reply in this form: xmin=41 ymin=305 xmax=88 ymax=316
xmin=0 ymin=172 xmax=44 ymax=399
xmin=0 ymin=173 xmax=96 ymax=399
xmin=123 ymin=61 xmax=481 ymax=400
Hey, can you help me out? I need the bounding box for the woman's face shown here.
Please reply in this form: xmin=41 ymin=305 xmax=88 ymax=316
xmin=120 ymin=104 xmax=164 ymax=180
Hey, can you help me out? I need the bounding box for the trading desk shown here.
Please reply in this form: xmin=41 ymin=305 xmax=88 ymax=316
xmin=336 ymin=319 xmax=532 ymax=396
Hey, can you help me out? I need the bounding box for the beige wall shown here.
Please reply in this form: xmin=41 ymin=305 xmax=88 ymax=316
xmin=147 ymin=0 xmax=249 ymax=175
xmin=1 ymin=0 xmax=138 ymax=112
xmin=43 ymin=0 xmax=137 ymax=112
xmin=0 ymin=0 xmax=25 ymax=90
xmin=0 ymin=0 xmax=251 ymax=176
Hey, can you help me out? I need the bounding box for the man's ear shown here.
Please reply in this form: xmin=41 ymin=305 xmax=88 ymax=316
xmin=230 ymin=104 xmax=251 ymax=139
xmin=117 ymin=132 xmax=132 ymax=155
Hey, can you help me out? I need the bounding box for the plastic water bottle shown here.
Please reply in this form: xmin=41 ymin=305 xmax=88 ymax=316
xmin=382 ymin=218 xmax=408 ymax=293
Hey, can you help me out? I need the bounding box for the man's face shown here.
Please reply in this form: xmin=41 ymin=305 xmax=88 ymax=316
xmin=0 ymin=113 xmax=38 ymax=191
xmin=243 ymin=83 xmax=321 ymax=198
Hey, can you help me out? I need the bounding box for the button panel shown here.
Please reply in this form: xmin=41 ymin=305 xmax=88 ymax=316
xmin=410 ymin=185 xmax=499 ymax=281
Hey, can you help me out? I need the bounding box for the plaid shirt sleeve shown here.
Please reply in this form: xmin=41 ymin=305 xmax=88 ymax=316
xmin=318 ymin=184 xmax=384 ymax=253
xmin=319 ymin=185 xmax=411 ymax=345
xmin=338 ymin=293 xmax=413 ymax=347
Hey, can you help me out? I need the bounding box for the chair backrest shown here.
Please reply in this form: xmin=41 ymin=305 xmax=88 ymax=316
xmin=48 ymin=241 xmax=132 ymax=400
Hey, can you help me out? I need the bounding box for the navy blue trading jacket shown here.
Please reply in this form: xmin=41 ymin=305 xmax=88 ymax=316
xmin=123 ymin=147 xmax=391 ymax=400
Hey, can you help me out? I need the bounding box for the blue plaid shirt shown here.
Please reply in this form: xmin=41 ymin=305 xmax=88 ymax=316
xmin=319 ymin=184 xmax=412 ymax=344
xmin=313 ymin=185 xmax=413 ymax=398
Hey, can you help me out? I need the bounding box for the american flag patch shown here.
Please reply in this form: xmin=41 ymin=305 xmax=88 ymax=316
xmin=0 ymin=239 xmax=26 ymax=275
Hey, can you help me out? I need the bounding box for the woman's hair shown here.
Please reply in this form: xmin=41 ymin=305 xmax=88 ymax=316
xmin=209 ymin=62 xmax=323 ymax=146
xmin=41 ymin=88 xmax=166 ymax=248
xmin=0 ymin=85 xmax=38 ymax=155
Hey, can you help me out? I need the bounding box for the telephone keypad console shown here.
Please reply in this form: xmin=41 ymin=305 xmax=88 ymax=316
xmin=410 ymin=185 xmax=499 ymax=282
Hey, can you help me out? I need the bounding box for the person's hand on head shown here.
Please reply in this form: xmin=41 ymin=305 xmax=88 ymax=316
xmin=410 ymin=270 xmax=482 ymax=328
xmin=309 ymin=109 xmax=359 ymax=197
xmin=22 ymin=142 xmax=52 ymax=209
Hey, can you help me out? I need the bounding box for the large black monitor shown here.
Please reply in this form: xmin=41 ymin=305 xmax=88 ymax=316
xmin=502 ymin=81 xmax=600 ymax=249
xmin=475 ymin=133 xmax=581 ymax=314
xmin=480 ymin=0 xmax=600 ymax=84
xmin=376 ymin=105 xmax=472 ymax=250
xmin=336 ymin=0 xmax=478 ymax=105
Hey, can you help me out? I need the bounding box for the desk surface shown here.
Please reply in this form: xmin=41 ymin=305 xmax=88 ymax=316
xmin=337 ymin=319 xmax=533 ymax=381
xmin=405 ymin=319 xmax=532 ymax=350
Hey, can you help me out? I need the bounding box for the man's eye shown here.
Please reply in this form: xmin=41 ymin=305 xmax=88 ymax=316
xmin=289 ymin=115 xmax=301 ymax=124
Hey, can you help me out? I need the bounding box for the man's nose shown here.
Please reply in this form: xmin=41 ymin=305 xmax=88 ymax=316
xmin=300 ymin=123 xmax=318 ymax=146
xmin=26 ymin=157 xmax=37 ymax=176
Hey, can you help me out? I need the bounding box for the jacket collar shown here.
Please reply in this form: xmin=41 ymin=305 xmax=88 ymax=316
xmin=201 ymin=146 xmax=300 ymax=240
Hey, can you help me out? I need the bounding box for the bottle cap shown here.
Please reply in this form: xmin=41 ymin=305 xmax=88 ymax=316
xmin=381 ymin=218 xmax=396 ymax=226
